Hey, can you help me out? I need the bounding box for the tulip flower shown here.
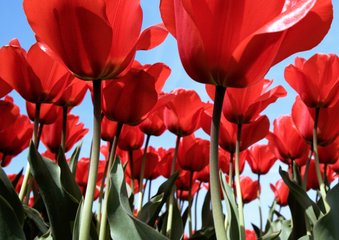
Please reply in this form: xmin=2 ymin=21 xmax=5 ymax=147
xmin=267 ymin=115 xmax=310 ymax=166
xmin=292 ymin=96 xmax=339 ymax=146
xmin=318 ymin=139 xmax=339 ymax=165
xmin=118 ymin=125 xmax=144 ymax=152
xmin=0 ymin=77 xmax=12 ymax=98
xmin=247 ymin=144 xmax=277 ymax=175
xmin=54 ymin=78 xmax=88 ymax=108
xmin=41 ymin=113 xmax=88 ymax=154
xmin=177 ymin=134 xmax=210 ymax=172
xmin=219 ymin=149 xmax=246 ymax=178
xmin=100 ymin=116 xmax=119 ymax=143
xmin=194 ymin=165 xmax=210 ymax=183
xmin=246 ymin=230 xmax=257 ymax=240
xmin=0 ymin=96 xmax=20 ymax=131
xmin=26 ymin=102 xmax=62 ymax=125
xmin=285 ymin=54 xmax=339 ymax=108
xmin=302 ymin=159 xmax=335 ymax=191
xmin=238 ymin=176 xmax=259 ymax=204
xmin=270 ymin=179 xmax=289 ymax=206
xmin=157 ymin=147 xmax=177 ymax=178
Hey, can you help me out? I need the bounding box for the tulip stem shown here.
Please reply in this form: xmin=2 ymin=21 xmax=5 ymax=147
xmin=80 ymin=80 xmax=102 ymax=240
xmin=194 ymin=182 xmax=202 ymax=231
xmin=166 ymin=135 xmax=181 ymax=239
xmin=19 ymin=102 xmax=41 ymax=201
xmin=137 ymin=134 xmax=151 ymax=213
xmin=61 ymin=106 xmax=68 ymax=151
xmin=98 ymin=122 xmax=122 ymax=240
xmin=209 ymin=85 xmax=227 ymax=240
xmin=257 ymin=173 xmax=262 ymax=237
xmin=302 ymin=149 xmax=313 ymax=190
xmin=148 ymin=180 xmax=152 ymax=201
xmin=188 ymin=171 xmax=193 ymax=238
xmin=235 ymin=123 xmax=245 ymax=240
xmin=228 ymin=152 xmax=234 ymax=186
xmin=313 ymin=107 xmax=329 ymax=212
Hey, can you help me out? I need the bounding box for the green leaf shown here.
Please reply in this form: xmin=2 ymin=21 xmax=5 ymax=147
xmin=269 ymin=219 xmax=292 ymax=240
xmin=219 ymin=171 xmax=239 ymax=240
xmin=0 ymin=195 xmax=25 ymax=240
xmin=313 ymin=184 xmax=339 ymax=240
xmin=201 ymin=189 xmax=213 ymax=228
xmin=190 ymin=226 xmax=216 ymax=240
xmin=28 ymin=142 xmax=75 ymax=240
xmin=23 ymin=205 xmax=48 ymax=235
xmin=298 ymin=235 xmax=313 ymax=240
xmin=0 ymin=166 xmax=24 ymax=226
xmin=68 ymin=142 xmax=82 ymax=177
xmin=138 ymin=172 xmax=178 ymax=226
xmin=107 ymin=158 xmax=168 ymax=240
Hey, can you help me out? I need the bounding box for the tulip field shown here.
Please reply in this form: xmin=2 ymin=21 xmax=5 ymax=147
xmin=0 ymin=1 xmax=338 ymax=240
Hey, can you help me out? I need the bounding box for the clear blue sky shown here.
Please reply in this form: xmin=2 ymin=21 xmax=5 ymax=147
xmin=1 ymin=0 xmax=338 ymax=231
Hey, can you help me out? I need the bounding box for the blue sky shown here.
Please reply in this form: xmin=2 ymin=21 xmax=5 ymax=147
xmin=1 ymin=0 xmax=338 ymax=231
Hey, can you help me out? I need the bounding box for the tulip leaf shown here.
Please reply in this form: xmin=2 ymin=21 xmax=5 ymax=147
xmin=160 ymin=199 xmax=184 ymax=240
xmin=0 ymin=166 xmax=24 ymax=226
xmin=201 ymin=189 xmax=213 ymax=228
xmin=107 ymin=158 xmax=168 ymax=240
xmin=28 ymin=142 xmax=77 ymax=240
xmin=0 ymin=195 xmax=25 ymax=240
xmin=10 ymin=168 xmax=23 ymax=189
xmin=68 ymin=142 xmax=82 ymax=177
xmin=220 ymin=171 xmax=239 ymax=240
xmin=190 ymin=226 xmax=216 ymax=239
xmin=138 ymin=172 xmax=178 ymax=226
xmin=313 ymin=184 xmax=339 ymax=240
xmin=298 ymin=236 xmax=312 ymax=240
xmin=23 ymin=205 xmax=49 ymax=236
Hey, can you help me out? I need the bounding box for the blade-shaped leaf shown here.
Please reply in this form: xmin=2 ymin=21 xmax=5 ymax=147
xmin=0 ymin=196 xmax=25 ymax=240
xmin=23 ymin=205 xmax=48 ymax=236
xmin=201 ymin=189 xmax=213 ymax=228
xmin=0 ymin=166 xmax=24 ymax=226
xmin=68 ymin=142 xmax=82 ymax=177
xmin=107 ymin=158 xmax=168 ymax=240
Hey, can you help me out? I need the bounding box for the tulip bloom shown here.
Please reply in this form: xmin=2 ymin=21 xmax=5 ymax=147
xmin=164 ymin=89 xmax=204 ymax=136
xmin=285 ymin=54 xmax=339 ymax=108
xmin=292 ymin=96 xmax=339 ymax=146
xmin=157 ymin=147 xmax=178 ymax=178
xmin=54 ymin=78 xmax=88 ymax=107
xmin=247 ymin=144 xmax=277 ymax=175
xmin=318 ymin=139 xmax=339 ymax=165
xmin=26 ymin=102 xmax=62 ymax=125
xmin=0 ymin=77 xmax=12 ymax=98
xmin=41 ymin=113 xmax=88 ymax=154
xmin=238 ymin=176 xmax=259 ymax=204
xmin=177 ymin=134 xmax=210 ymax=172
xmin=160 ymin=0 xmax=332 ymax=88
xmin=118 ymin=125 xmax=144 ymax=151
xmin=0 ymin=96 xmax=20 ymax=131
xmin=267 ymin=115 xmax=310 ymax=166
xmin=100 ymin=116 xmax=119 ymax=142
xmin=0 ymin=40 xmax=71 ymax=103
xmin=270 ymin=179 xmax=289 ymax=206
xmin=219 ymin=149 xmax=246 ymax=176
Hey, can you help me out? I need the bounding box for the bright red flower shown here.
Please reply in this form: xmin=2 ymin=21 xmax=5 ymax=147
xmin=285 ymin=54 xmax=339 ymax=108
xmin=24 ymin=0 xmax=168 ymax=80
xmin=177 ymin=182 xmax=200 ymax=201
xmin=238 ymin=176 xmax=259 ymax=204
xmin=177 ymin=134 xmax=209 ymax=172
xmin=157 ymin=147 xmax=179 ymax=178
xmin=0 ymin=96 xmax=20 ymax=131
xmin=267 ymin=115 xmax=310 ymax=166
xmin=219 ymin=149 xmax=246 ymax=176
xmin=292 ymin=96 xmax=339 ymax=146
xmin=246 ymin=230 xmax=257 ymax=240
xmin=247 ymin=144 xmax=277 ymax=175
xmin=118 ymin=125 xmax=144 ymax=151
xmin=100 ymin=116 xmax=119 ymax=142
xmin=302 ymin=159 xmax=336 ymax=191
xmin=102 ymin=62 xmax=158 ymax=125
xmin=270 ymin=179 xmax=289 ymax=206
xmin=54 ymin=78 xmax=88 ymax=107
xmin=41 ymin=113 xmax=88 ymax=153
xmin=221 ymin=80 xmax=286 ymax=123
xmin=194 ymin=164 xmax=210 ymax=183
xmin=26 ymin=102 xmax=62 ymax=125
xmin=75 ymin=157 xmax=106 ymax=200
xmin=0 ymin=78 xmax=12 ymax=98
xmin=175 ymin=170 xmax=195 ymax=191
xmin=0 ymin=40 xmax=71 ymax=103
xmin=160 ymin=0 xmax=332 ymax=87
xmin=164 ymin=88 xmax=204 ymax=136
xmin=318 ymin=139 xmax=339 ymax=165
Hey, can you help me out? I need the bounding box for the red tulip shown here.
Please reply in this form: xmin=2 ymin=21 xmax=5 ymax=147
xmin=285 ymin=54 xmax=339 ymax=108
xmin=24 ymin=0 xmax=168 ymax=80
xmin=54 ymin=78 xmax=88 ymax=107
xmin=76 ymin=157 xmax=106 ymax=200
xmin=270 ymin=179 xmax=289 ymax=207
xmin=219 ymin=149 xmax=246 ymax=176
xmin=292 ymin=96 xmax=339 ymax=146
xmin=318 ymin=139 xmax=339 ymax=165
xmin=118 ymin=125 xmax=144 ymax=151
xmin=0 ymin=40 xmax=71 ymax=103
xmin=0 ymin=77 xmax=12 ymax=98
xmin=177 ymin=134 xmax=209 ymax=172
xmin=246 ymin=230 xmax=257 ymax=240
xmin=157 ymin=147 xmax=178 ymax=178
xmin=194 ymin=164 xmax=210 ymax=183
xmin=100 ymin=116 xmax=119 ymax=142
xmin=41 ymin=113 xmax=88 ymax=153
xmin=177 ymin=182 xmax=200 ymax=201
xmin=267 ymin=115 xmax=310 ymax=166
xmin=0 ymin=115 xmax=33 ymax=167
xmin=26 ymin=102 xmax=62 ymax=125
xmin=238 ymin=176 xmax=259 ymax=204
xmin=160 ymin=0 xmax=332 ymax=87
xmin=102 ymin=62 xmax=158 ymax=125
xmin=247 ymin=144 xmax=277 ymax=175
xmin=164 ymin=88 xmax=204 ymax=136
xmin=221 ymin=80 xmax=286 ymax=124
xmin=175 ymin=170 xmax=194 ymax=191
xmin=0 ymin=96 xmax=20 ymax=131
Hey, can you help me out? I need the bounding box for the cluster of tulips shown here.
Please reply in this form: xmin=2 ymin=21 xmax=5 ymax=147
xmin=0 ymin=0 xmax=338 ymax=240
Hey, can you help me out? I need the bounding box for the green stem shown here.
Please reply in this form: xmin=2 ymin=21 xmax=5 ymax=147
xmin=257 ymin=174 xmax=262 ymax=238
xmin=61 ymin=106 xmax=68 ymax=152
xmin=166 ymin=135 xmax=181 ymax=239
xmin=303 ymin=149 xmax=313 ymax=190
xmin=312 ymin=108 xmax=329 ymax=212
xmin=98 ymin=122 xmax=122 ymax=240
xmin=188 ymin=171 xmax=193 ymax=238
xmin=137 ymin=134 xmax=151 ymax=213
xmin=228 ymin=152 xmax=234 ymax=186
xmin=128 ymin=150 xmax=135 ymax=205
xmin=235 ymin=123 xmax=245 ymax=240
xmin=19 ymin=102 xmax=41 ymax=201
xmin=80 ymin=80 xmax=102 ymax=240
xmin=209 ymin=85 xmax=227 ymax=240
xmin=148 ymin=180 xmax=152 ymax=201
xmin=194 ymin=182 xmax=202 ymax=231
